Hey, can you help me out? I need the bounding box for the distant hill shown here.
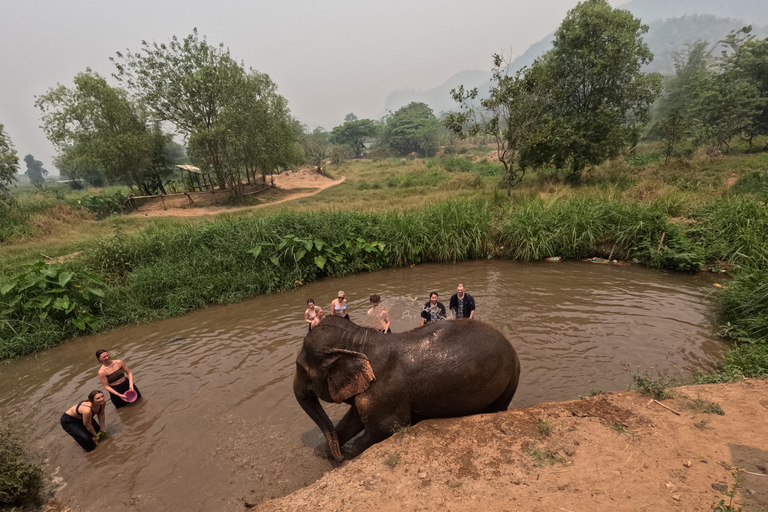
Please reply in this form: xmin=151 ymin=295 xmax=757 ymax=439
xmin=384 ymin=0 xmax=768 ymax=115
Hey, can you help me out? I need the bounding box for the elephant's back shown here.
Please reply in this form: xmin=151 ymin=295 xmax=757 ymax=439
xmin=399 ymin=320 xmax=520 ymax=417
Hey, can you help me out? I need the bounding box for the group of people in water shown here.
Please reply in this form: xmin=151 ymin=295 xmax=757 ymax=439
xmin=304 ymin=283 xmax=476 ymax=333
xmin=60 ymin=350 xmax=141 ymax=452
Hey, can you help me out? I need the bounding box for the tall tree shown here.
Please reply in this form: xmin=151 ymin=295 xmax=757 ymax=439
xmin=528 ymin=0 xmax=662 ymax=183
xmin=447 ymin=55 xmax=550 ymax=196
xmin=36 ymin=70 xmax=173 ymax=195
xmin=329 ymin=119 xmax=378 ymax=158
xmin=382 ymin=102 xmax=441 ymax=156
xmin=299 ymin=127 xmax=330 ymax=173
xmin=112 ymin=29 xmax=245 ymax=188
xmin=344 ymin=113 xmax=358 ymax=123
xmin=0 ymin=124 xmax=19 ymax=194
xmin=23 ymin=154 xmax=48 ymax=185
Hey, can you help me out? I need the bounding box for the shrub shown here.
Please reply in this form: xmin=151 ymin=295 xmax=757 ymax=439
xmin=72 ymin=191 xmax=130 ymax=219
xmin=0 ymin=423 xmax=43 ymax=507
xmin=718 ymin=269 xmax=768 ymax=341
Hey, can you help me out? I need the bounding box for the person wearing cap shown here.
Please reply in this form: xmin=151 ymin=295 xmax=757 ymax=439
xmin=367 ymin=294 xmax=391 ymax=333
xmin=330 ymin=291 xmax=350 ymax=320
xmin=449 ymin=283 xmax=475 ymax=319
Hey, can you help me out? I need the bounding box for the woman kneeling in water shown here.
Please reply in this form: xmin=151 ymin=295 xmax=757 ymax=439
xmin=60 ymin=390 xmax=106 ymax=452
xmin=97 ymin=350 xmax=141 ymax=408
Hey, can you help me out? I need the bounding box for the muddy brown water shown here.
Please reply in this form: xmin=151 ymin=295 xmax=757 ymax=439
xmin=0 ymin=261 xmax=727 ymax=511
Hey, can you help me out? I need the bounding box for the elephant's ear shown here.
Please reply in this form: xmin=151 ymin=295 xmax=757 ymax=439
xmin=324 ymin=349 xmax=376 ymax=403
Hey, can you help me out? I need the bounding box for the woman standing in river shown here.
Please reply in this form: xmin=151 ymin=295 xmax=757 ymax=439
xmin=60 ymin=390 xmax=106 ymax=452
xmin=330 ymin=291 xmax=350 ymax=320
xmin=96 ymin=350 xmax=141 ymax=408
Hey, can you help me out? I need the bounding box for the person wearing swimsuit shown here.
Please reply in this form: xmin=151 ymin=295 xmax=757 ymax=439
xmin=96 ymin=350 xmax=141 ymax=408
xmin=305 ymin=299 xmax=325 ymax=331
xmin=60 ymin=390 xmax=106 ymax=452
xmin=330 ymin=290 xmax=350 ymax=320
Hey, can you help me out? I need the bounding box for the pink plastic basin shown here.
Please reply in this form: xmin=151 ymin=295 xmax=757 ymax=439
xmin=124 ymin=389 xmax=138 ymax=403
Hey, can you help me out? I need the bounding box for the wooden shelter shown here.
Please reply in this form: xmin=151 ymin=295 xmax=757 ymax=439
xmin=176 ymin=164 xmax=215 ymax=192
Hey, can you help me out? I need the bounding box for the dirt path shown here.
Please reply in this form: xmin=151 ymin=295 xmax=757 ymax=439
xmin=256 ymin=380 xmax=768 ymax=512
xmin=130 ymin=170 xmax=345 ymax=218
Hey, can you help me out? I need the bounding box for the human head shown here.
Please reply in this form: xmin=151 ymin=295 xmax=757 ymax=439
xmin=337 ymin=291 xmax=345 ymax=300
xmin=316 ymin=308 xmax=325 ymax=319
xmin=307 ymin=299 xmax=315 ymax=307
xmin=88 ymin=390 xmax=105 ymax=403
xmin=457 ymin=283 xmax=465 ymax=294
xmin=370 ymin=294 xmax=381 ymax=304
xmin=95 ymin=350 xmax=109 ymax=363
xmin=429 ymin=292 xmax=438 ymax=302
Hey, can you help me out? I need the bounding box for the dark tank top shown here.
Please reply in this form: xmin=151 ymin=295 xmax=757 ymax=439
xmin=106 ymin=368 xmax=125 ymax=383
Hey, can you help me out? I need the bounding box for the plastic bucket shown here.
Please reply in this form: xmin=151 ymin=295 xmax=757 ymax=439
xmin=124 ymin=389 xmax=138 ymax=403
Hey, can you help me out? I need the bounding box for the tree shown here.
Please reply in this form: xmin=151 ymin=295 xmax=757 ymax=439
xmin=658 ymin=108 xmax=687 ymax=164
xmin=112 ymin=29 xmax=246 ymax=189
xmin=23 ymin=155 xmax=48 ymax=185
xmin=189 ymin=70 xmax=303 ymax=189
xmin=0 ymin=124 xmax=19 ymax=194
xmin=381 ymin=102 xmax=441 ymax=156
xmin=528 ymin=0 xmax=662 ymax=183
xmin=299 ymin=127 xmax=330 ymax=173
xmin=447 ymin=55 xmax=550 ymax=196
xmin=344 ymin=113 xmax=358 ymax=123
xmin=329 ymin=119 xmax=378 ymax=158
xmin=36 ymin=70 xmax=174 ymax=195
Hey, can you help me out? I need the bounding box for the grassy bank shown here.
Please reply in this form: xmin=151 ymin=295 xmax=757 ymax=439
xmin=1 ymin=150 xmax=767 ymax=380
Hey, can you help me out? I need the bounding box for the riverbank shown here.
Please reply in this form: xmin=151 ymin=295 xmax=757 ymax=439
xmin=255 ymin=379 xmax=768 ymax=512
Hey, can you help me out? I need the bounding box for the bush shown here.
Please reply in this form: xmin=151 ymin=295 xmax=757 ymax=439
xmin=72 ymin=191 xmax=130 ymax=219
xmin=0 ymin=423 xmax=43 ymax=507
xmin=368 ymin=147 xmax=395 ymax=161
xmin=719 ymin=269 xmax=768 ymax=341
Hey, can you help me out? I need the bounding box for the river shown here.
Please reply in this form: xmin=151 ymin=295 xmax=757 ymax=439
xmin=0 ymin=260 xmax=727 ymax=511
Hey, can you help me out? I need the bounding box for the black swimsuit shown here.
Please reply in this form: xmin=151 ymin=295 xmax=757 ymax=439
xmin=60 ymin=402 xmax=102 ymax=452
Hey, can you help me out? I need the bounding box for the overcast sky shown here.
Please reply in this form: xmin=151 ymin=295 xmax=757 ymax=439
xmin=0 ymin=0 xmax=632 ymax=172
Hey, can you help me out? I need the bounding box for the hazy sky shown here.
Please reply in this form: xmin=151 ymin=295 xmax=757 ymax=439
xmin=1 ymin=0 xmax=631 ymax=172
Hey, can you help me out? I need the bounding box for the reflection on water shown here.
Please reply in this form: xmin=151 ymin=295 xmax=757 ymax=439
xmin=0 ymin=260 xmax=726 ymax=511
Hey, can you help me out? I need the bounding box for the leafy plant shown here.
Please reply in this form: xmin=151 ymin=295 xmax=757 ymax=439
xmin=628 ymin=368 xmax=678 ymax=400
xmin=73 ymin=191 xmax=130 ymax=219
xmin=713 ymin=467 xmax=744 ymax=512
xmin=0 ymin=423 xmax=43 ymax=507
xmin=0 ymin=261 xmax=105 ymax=332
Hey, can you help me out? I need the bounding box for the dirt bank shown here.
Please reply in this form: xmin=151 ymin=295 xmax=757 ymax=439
xmin=256 ymin=380 xmax=768 ymax=512
xmin=129 ymin=169 xmax=344 ymax=218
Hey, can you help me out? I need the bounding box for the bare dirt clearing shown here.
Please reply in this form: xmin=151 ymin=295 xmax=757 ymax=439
xmin=256 ymin=380 xmax=768 ymax=512
xmin=128 ymin=169 xmax=344 ymax=218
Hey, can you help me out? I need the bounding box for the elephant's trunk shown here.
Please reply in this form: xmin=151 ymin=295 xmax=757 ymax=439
xmin=294 ymin=367 xmax=344 ymax=461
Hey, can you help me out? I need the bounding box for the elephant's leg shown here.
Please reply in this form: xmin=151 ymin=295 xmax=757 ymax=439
xmin=313 ymin=406 xmax=364 ymax=459
xmin=481 ymin=374 xmax=519 ymax=414
xmin=335 ymin=406 xmax=364 ymax=446
xmin=343 ymin=395 xmax=411 ymax=459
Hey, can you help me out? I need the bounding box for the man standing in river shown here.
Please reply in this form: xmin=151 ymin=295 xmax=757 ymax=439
xmin=449 ymin=283 xmax=475 ymax=320
xmin=367 ymin=294 xmax=391 ymax=333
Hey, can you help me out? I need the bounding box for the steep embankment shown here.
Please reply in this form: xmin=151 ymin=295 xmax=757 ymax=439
xmin=256 ymin=380 xmax=768 ymax=512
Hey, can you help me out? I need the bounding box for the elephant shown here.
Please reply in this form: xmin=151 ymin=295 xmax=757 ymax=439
xmin=293 ymin=315 xmax=521 ymax=462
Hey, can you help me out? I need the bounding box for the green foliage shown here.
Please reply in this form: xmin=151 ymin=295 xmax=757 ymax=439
xmin=368 ymin=146 xmax=395 ymax=161
xmin=0 ymin=424 xmax=42 ymax=507
xmin=537 ymin=419 xmax=551 ymax=437
xmin=73 ymin=191 xmax=129 ymax=219
xmin=300 ymin=127 xmax=330 ymax=172
xmin=381 ymin=102 xmax=442 ymax=156
xmin=528 ymin=0 xmax=663 ymax=183
xmin=692 ymin=197 xmax=768 ymax=268
xmin=628 ymin=368 xmax=678 ymax=400
xmin=384 ymin=171 xmax=449 ymax=188
xmin=730 ymin=171 xmax=768 ymax=197
xmin=496 ymin=198 xmax=675 ymax=264
xmin=0 ymin=123 xmax=19 ymax=195
xmin=35 ymin=70 xmax=174 ymax=195
xmin=329 ymin=119 xmax=378 ymax=158
xmin=328 ymin=144 xmax=353 ymax=165
xmin=713 ymin=468 xmax=744 ymax=512
xmin=22 ymin=154 xmax=48 ymax=186
xmin=718 ymin=269 xmax=768 ymax=341
xmin=635 ymin=223 xmax=704 ymax=273
xmin=0 ymin=261 xmax=104 ymax=337
xmin=447 ymin=55 xmax=549 ymax=195
xmin=526 ymin=446 xmax=568 ymax=467
xmin=682 ymin=397 xmax=725 ymax=415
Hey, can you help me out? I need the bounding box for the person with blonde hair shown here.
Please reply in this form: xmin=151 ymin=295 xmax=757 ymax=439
xmin=330 ymin=291 xmax=350 ymax=320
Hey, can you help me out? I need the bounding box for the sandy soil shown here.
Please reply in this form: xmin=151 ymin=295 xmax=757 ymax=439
xmin=129 ymin=169 xmax=344 ymax=218
xmin=256 ymin=379 xmax=768 ymax=512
